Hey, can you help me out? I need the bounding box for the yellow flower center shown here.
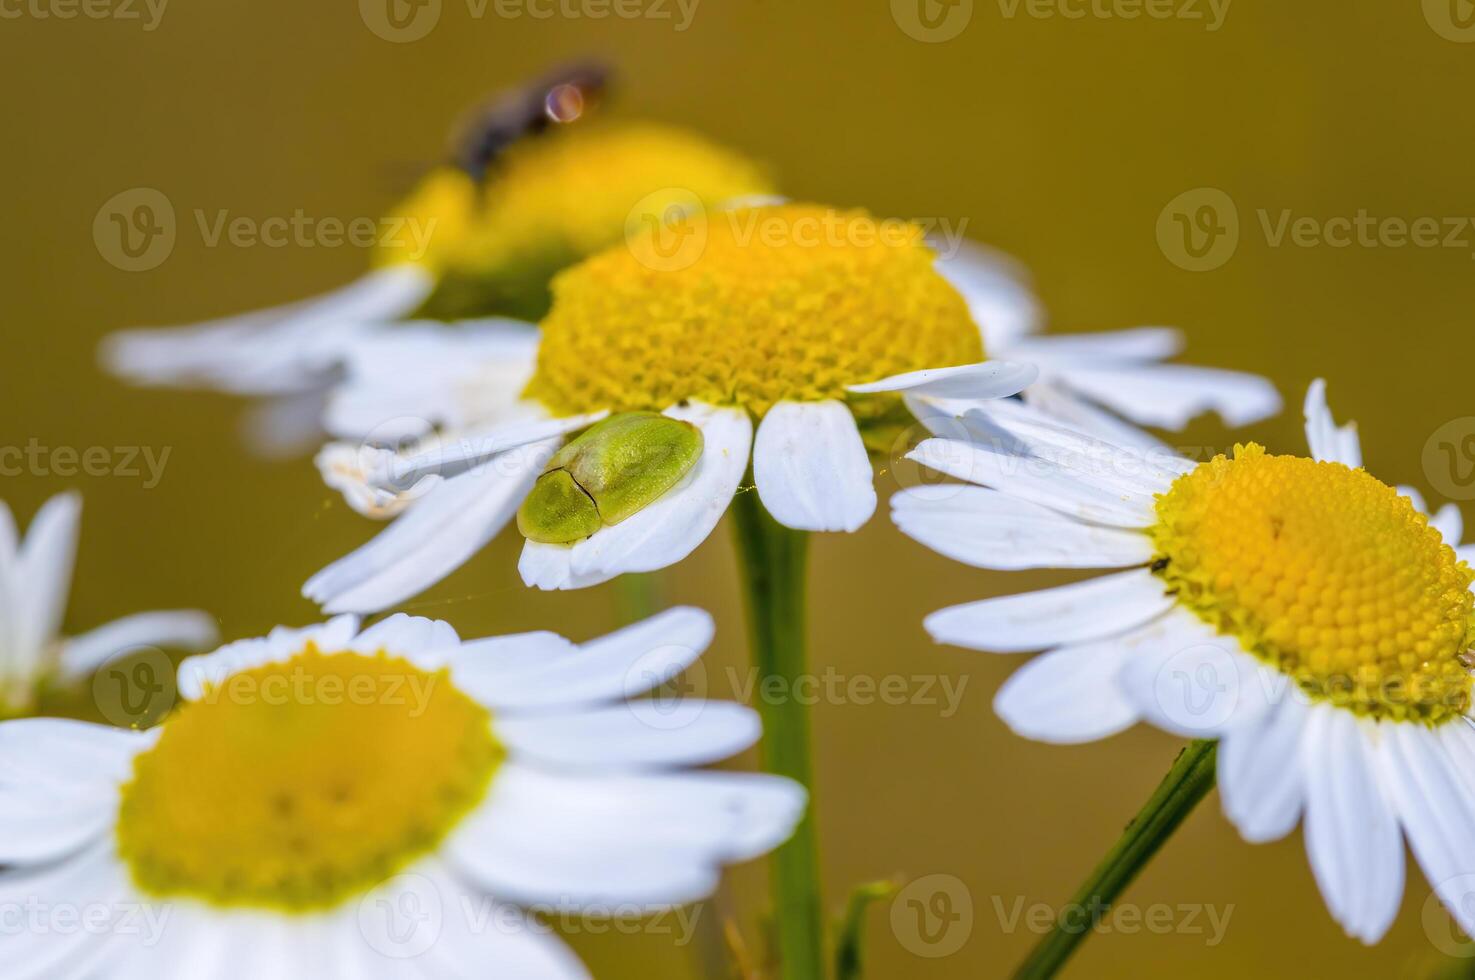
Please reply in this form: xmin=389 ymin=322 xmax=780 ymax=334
xmin=1151 ymin=444 xmax=1475 ymax=722
xmin=525 ymin=204 xmax=983 ymax=418
xmin=376 ymin=166 xmax=479 ymax=272
xmin=422 ymin=122 xmax=776 ymax=321
xmin=116 ymin=647 xmax=502 ymax=911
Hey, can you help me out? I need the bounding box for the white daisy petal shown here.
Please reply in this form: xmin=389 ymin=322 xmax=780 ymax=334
xmin=908 ymin=438 xmax=1157 ymax=528
xmin=1217 ymin=695 xmax=1308 ymax=843
xmin=495 ymin=701 xmax=760 ymax=770
xmin=451 ymin=607 xmax=713 ymax=711
xmin=949 ymin=397 xmax=1192 ymax=483
xmin=993 ymin=637 xmax=1141 ymax=743
xmin=304 ymin=436 xmax=560 ymax=613
xmin=753 ymin=400 xmax=875 ymax=532
xmin=1046 ymin=363 xmax=1281 ymax=429
xmin=57 ymin=610 xmax=219 ymax=682
xmin=1379 ymin=721 xmax=1475 ymax=939
xmin=422 ymin=880 xmax=592 ymax=979
xmin=348 ymin=612 xmax=460 ymax=658
xmin=317 ymin=411 xmax=603 ymax=521
xmin=933 ymin=241 xmax=1043 ymax=350
xmin=1301 ymin=707 xmax=1404 ymax=944
xmin=0 ymin=840 xmax=133 ymax=978
xmin=522 ymin=404 xmax=751 ymax=591
xmin=1003 ymin=326 xmax=1183 ymax=365
xmin=1020 ymin=381 xmax=1174 ymax=453
xmin=924 ymin=568 xmax=1173 ymax=653
xmin=0 ymin=784 xmax=114 ymax=864
xmin=1459 ymin=545 xmax=1475 ymax=566
xmin=101 ymin=265 xmax=434 ymax=395
xmin=177 ymin=616 xmax=360 ymax=699
xmin=892 ymin=485 xmax=1154 ymax=570
xmin=846 ymin=359 xmax=1038 ymax=399
xmin=1116 ymin=611 xmax=1283 ymax=739
xmin=0 ymin=718 xmax=154 ymax=792
xmin=448 ymin=765 xmax=804 ymax=909
xmin=1303 ymin=378 xmax=1362 ymax=467
xmin=16 ymin=491 xmax=82 ymax=669
xmin=0 ymin=500 xmax=16 ymax=648
xmin=371 ymin=412 xmax=604 ymax=489
xmin=104 ymin=904 xmax=226 ymax=980
xmin=449 ymin=631 xmax=579 ymax=678
xmin=324 ymin=319 xmax=540 ymax=440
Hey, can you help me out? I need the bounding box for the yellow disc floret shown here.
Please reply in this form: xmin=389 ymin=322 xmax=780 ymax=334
xmin=1152 ymin=444 xmax=1475 ymax=722
xmin=375 ymin=166 xmax=480 ymax=272
xmin=116 ymin=647 xmax=502 ymax=911
xmin=423 ymin=122 xmax=776 ymax=321
xmin=525 ymin=204 xmax=983 ymax=417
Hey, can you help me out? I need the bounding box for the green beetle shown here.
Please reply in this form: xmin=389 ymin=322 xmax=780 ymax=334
xmin=517 ymin=412 xmax=704 ymax=544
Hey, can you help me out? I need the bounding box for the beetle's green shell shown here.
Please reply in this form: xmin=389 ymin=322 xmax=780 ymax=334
xmin=516 ymin=412 xmax=704 ymax=544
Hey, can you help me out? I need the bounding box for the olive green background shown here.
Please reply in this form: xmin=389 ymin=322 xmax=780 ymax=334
xmin=5 ymin=0 xmax=1475 ymax=976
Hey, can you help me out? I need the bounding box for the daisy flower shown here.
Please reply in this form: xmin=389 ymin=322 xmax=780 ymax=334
xmin=0 ymin=491 xmax=216 ymax=718
xmin=99 ymin=66 xmax=773 ymax=455
xmin=935 ymin=241 xmax=1282 ymax=448
xmin=0 ymin=607 xmax=804 ymax=977
xmin=303 ymin=203 xmax=1040 ymax=613
xmin=894 ymin=380 xmax=1475 ymax=943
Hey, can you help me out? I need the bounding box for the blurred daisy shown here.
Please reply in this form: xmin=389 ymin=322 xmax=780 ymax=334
xmin=304 ymin=203 xmax=1039 ymax=612
xmin=895 ymin=380 xmax=1475 ymax=943
xmin=0 ymin=492 xmax=216 ymax=718
xmin=100 ymin=65 xmax=774 ymax=456
xmin=0 ymin=607 xmax=803 ymax=977
xmin=936 ymin=241 xmax=1281 ymax=448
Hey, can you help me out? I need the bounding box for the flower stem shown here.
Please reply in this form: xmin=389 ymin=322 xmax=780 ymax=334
xmin=613 ymin=571 xmax=662 ymax=625
xmin=730 ymin=488 xmax=825 ymax=980
xmin=1012 ymin=739 xmax=1219 ymax=980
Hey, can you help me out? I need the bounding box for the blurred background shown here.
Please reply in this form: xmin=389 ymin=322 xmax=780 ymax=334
xmin=5 ymin=1 xmax=1475 ymax=976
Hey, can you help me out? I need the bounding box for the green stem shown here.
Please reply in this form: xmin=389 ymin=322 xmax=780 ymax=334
xmin=613 ymin=571 xmax=662 ymax=625
xmin=730 ymin=488 xmax=825 ymax=980
xmin=1013 ymin=740 xmax=1219 ymax=980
